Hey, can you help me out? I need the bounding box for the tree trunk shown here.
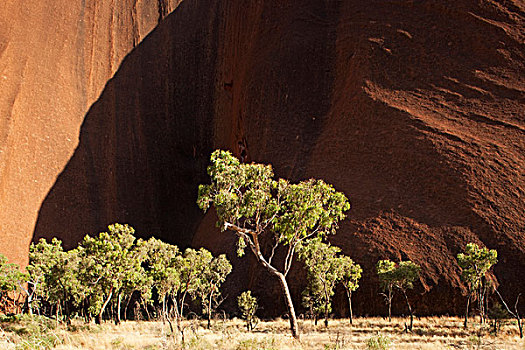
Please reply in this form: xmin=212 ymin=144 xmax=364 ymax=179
xmin=115 ymin=293 xmax=122 ymax=325
xmin=125 ymin=296 xmax=132 ymax=321
xmin=324 ymin=286 xmax=330 ymax=327
xmin=464 ymin=294 xmax=470 ymax=329
xmin=96 ymin=289 xmax=113 ymax=325
xmin=402 ymin=290 xmax=413 ymax=331
xmin=388 ymin=286 xmax=392 ymax=322
xmin=275 ymin=272 xmax=300 ymax=339
xmin=56 ymin=302 xmax=60 ymax=328
xmin=162 ymin=294 xmax=167 ymax=324
xmin=345 ymin=288 xmax=353 ymax=325
xmin=207 ymin=291 xmax=213 ymax=329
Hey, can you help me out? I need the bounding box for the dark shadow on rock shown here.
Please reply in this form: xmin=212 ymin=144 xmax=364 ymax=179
xmin=33 ymin=0 xmax=221 ymax=248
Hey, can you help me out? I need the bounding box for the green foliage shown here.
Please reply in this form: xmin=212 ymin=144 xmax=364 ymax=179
xmin=298 ymin=239 xmax=344 ymax=325
xmin=28 ymin=238 xmax=83 ymax=317
xmin=457 ymin=243 xmax=497 ymax=292
xmin=196 ymin=253 xmax=232 ymax=327
xmin=340 ymin=255 xmax=362 ymax=324
xmin=377 ymin=260 xmax=420 ymax=293
xmin=457 ymin=243 xmax=497 ymax=327
xmin=366 ymin=333 xmax=391 ymax=350
xmin=238 ymin=291 xmax=258 ymax=331
xmin=488 ymin=302 xmax=509 ymax=335
xmin=0 ymin=314 xmax=61 ymax=350
xmin=77 ymin=223 xmax=145 ymax=322
xmin=23 ymin=224 xmax=231 ymax=327
xmin=198 ymin=150 xmax=350 ymax=338
xmin=340 ymin=256 xmax=362 ymax=294
xmin=0 ymin=254 xmax=26 ymax=311
xmin=376 ymin=260 xmax=396 ymax=288
xmin=139 ymin=236 xmax=180 ymax=306
xmin=377 ymin=260 xmax=420 ymax=325
xmin=197 ymin=150 xmax=350 ymax=260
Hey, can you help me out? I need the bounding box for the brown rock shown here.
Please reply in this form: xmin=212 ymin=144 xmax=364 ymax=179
xmin=0 ymin=0 xmax=523 ymax=314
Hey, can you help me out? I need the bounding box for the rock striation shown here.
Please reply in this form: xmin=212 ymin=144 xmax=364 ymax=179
xmin=0 ymin=0 xmax=523 ymax=314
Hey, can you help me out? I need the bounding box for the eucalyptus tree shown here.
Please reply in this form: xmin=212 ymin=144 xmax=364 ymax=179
xmin=238 ymin=291 xmax=258 ymax=331
xmin=457 ymin=243 xmax=497 ymax=328
xmin=377 ymin=259 xmax=420 ymax=329
xmin=198 ymin=150 xmax=350 ymax=339
xmin=392 ymin=261 xmax=420 ymax=331
xmin=340 ymin=256 xmax=362 ymax=324
xmin=27 ymin=238 xmax=83 ymax=322
xmin=377 ymin=260 xmax=396 ymax=322
xmin=494 ymin=289 xmax=523 ymax=338
xmin=196 ymin=253 xmax=232 ymax=329
xmin=77 ymin=223 xmax=144 ymax=324
xmin=0 ymin=254 xmax=26 ymax=314
xmin=175 ymin=248 xmax=210 ymax=319
xmin=139 ymin=237 xmax=180 ymax=323
xmin=297 ymin=238 xmax=344 ymax=327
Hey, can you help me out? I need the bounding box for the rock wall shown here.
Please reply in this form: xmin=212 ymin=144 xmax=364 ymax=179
xmin=0 ymin=0 xmax=182 ymax=264
xmin=0 ymin=0 xmax=523 ymax=314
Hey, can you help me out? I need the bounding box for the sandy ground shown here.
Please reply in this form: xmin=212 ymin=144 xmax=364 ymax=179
xmin=0 ymin=316 xmax=523 ymax=349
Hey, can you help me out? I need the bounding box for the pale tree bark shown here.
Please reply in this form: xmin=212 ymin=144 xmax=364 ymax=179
xmin=401 ymin=289 xmax=414 ymax=331
xmin=464 ymin=294 xmax=471 ymax=329
xmin=96 ymin=288 xmax=113 ymax=324
xmin=495 ymin=289 xmax=523 ymax=339
xmin=276 ymin=272 xmax=300 ymax=339
xmin=115 ymin=293 xmax=122 ymax=325
xmin=224 ymin=222 xmax=300 ymax=339
xmin=344 ymin=287 xmax=353 ymax=325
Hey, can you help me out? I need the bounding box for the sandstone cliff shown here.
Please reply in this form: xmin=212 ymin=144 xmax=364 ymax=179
xmin=1 ymin=0 xmax=523 ymax=315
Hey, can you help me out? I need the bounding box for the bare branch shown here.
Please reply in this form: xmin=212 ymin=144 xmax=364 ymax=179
xmin=268 ymin=237 xmax=279 ymax=266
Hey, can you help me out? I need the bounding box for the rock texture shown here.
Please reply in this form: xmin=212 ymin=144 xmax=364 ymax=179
xmin=0 ymin=0 xmax=182 ymax=263
xmin=0 ymin=0 xmax=523 ymax=315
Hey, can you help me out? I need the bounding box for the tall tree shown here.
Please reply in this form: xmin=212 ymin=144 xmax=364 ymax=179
xmin=139 ymin=237 xmax=180 ymax=324
xmin=196 ymin=253 xmax=232 ymax=329
xmin=457 ymin=243 xmax=497 ymax=328
xmin=28 ymin=238 xmax=83 ymax=323
xmin=198 ymin=150 xmax=350 ymax=339
xmin=377 ymin=259 xmax=420 ymax=329
xmin=339 ymin=256 xmax=362 ymax=325
xmin=297 ymin=238 xmax=344 ymax=327
xmin=377 ymin=260 xmax=397 ymax=322
xmin=392 ymin=261 xmax=420 ymax=331
xmin=0 ymin=254 xmax=26 ymax=314
xmin=78 ymin=223 xmax=144 ymax=324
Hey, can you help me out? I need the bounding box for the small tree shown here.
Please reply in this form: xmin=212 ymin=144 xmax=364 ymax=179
xmin=0 ymin=254 xmax=26 ymax=314
xmin=298 ymin=238 xmax=343 ymax=327
xmin=139 ymin=237 xmax=180 ymax=324
xmin=238 ymin=291 xmax=258 ymax=331
xmin=494 ymin=289 xmax=523 ymax=338
xmin=377 ymin=260 xmax=420 ymax=329
xmin=198 ymin=150 xmax=350 ymax=339
xmin=77 ymin=223 xmax=144 ymax=324
xmin=196 ymin=253 xmax=232 ymax=329
xmin=175 ymin=248 xmax=211 ymax=320
xmin=457 ymin=243 xmax=497 ymax=328
xmin=377 ymin=260 xmax=396 ymax=322
xmin=28 ymin=238 xmax=83 ymax=323
xmin=393 ymin=261 xmax=420 ymax=331
xmin=340 ymin=256 xmax=362 ymax=325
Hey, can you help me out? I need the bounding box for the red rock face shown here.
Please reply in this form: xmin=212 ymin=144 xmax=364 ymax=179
xmin=1 ymin=0 xmax=523 ymax=314
xmin=0 ymin=0 xmax=182 ymax=265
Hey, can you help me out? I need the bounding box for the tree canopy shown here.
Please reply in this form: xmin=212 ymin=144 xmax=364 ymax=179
xmin=198 ymin=150 xmax=350 ymax=338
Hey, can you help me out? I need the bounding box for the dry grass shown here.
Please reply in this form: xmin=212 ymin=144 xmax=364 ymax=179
xmin=0 ymin=316 xmax=523 ymax=349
